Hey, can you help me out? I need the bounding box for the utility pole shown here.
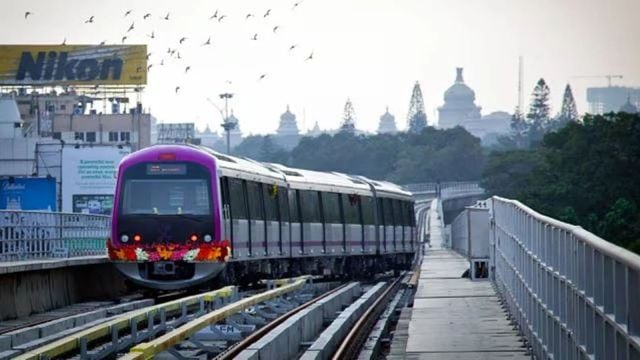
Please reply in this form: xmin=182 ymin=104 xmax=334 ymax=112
xmin=218 ymin=93 xmax=234 ymax=154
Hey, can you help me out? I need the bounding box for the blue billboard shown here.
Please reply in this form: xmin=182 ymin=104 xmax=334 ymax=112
xmin=0 ymin=177 xmax=56 ymax=211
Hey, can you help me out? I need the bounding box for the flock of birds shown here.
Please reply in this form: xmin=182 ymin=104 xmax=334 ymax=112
xmin=23 ymin=1 xmax=314 ymax=95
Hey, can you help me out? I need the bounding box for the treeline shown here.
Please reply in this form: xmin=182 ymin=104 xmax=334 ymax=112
xmin=482 ymin=112 xmax=640 ymax=253
xmin=233 ymin=126 xmax=485 ymax=184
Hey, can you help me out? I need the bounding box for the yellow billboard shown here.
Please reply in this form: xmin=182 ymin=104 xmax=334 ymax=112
xmin=0 ymin=45 xmax=147 ymax=86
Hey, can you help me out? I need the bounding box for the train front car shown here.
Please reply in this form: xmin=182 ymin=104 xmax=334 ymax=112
xmin=108 ymin=145 xmax=228 ymax=290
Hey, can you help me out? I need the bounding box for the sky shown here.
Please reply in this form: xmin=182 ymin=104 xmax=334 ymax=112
xmin=2 ymin=0 xmax=640 ymax=135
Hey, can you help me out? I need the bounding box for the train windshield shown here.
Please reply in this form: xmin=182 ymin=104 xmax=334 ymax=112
xmin=120 ymin=162 xmax=212 ymax=216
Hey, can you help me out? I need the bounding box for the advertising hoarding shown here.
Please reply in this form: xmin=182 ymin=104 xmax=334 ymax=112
xmin=62 ymin=146 xmax=131 ymax=213
xmin=157 ymin=123 xmax=196 ymax=143
xmin=0 ymin=177 xmax=56 ymax=211
xmin=0 ymin=45 xmax=147 ymax=86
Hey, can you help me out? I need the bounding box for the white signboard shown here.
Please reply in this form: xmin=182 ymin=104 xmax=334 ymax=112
xmin=62 ymin=146 xmax=131 ymax=214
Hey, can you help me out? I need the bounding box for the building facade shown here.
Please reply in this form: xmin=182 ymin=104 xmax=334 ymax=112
xmin=587 ymin=86 xmax=640 ymax=114
xmin=377 ymin=107 xmax=398 ymax=134
xmin=274 ymin=105 xmax=301 ymax=150
xmin=437 ymin=68 xmax=482 ymax=129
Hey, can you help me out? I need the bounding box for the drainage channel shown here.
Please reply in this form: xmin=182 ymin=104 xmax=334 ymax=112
xmin=13 ymin=276 xmax=325 ymax=360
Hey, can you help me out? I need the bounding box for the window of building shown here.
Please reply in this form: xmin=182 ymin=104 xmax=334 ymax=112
xmin=74 ymin=132 xmax=84 ymax=141
xmin=60 ymin=104 xmax=66 ymax=111
xmin=120 ymin=131 xmax=130 ymax=142
xmin=108 ymin=131 xmax=118 ymax=142
xmin=52 ymin=132 xmax=61 ymax=140
xmin=86 ymin=132 xmax=96 ymax=142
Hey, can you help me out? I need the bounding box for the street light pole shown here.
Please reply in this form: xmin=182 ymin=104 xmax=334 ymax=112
xmin=218 ymin=92 xmax=235 ymax=154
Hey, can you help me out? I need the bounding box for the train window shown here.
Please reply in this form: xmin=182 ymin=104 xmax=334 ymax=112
xmin=246 ymin=181 xmax=265 ymax=221
xmin=322 ymin=192 xmax=341 ymax=224
xmin=300 ymin=190 xmax=321 ymax=223
xmin=228 ymin=178 xmax=247 ymax=220
xmin=409 ymin=203 xmax=416 ymax=226
xmin=263 ymin=183 xmax=278 ymax=222
xmin=383 ymin=198 xmax=394 ymax=226
xmin=361 ymin=196 xmax=376 ymax=225
xmin=278 ymin=186 xmax=289 ymax=222
xmin=289 ymin=189 xmax=300 ymax=222
xmin=341 ymin=193 xmax=360 ymax=224
xmin=377 ymin=198 xmax=385 ymax=225
xmin=393 ymin=200 xmax=403 ymax=226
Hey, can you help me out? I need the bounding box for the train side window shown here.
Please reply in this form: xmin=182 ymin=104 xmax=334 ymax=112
xmin=409 ymin=203 xmax=416 ymax=226
xmin=322 ymin=192 xmax=341 ymax=224
xmin=262 ymin=183 xmax=278 ymax=221
xmin=300 ymin=190 xmax=321 ymax=223
xmin=228 ymin=178 xmax=247 ymax=220
xmin=383 ymin=198 xmax=394 ymax=226
xmin=393 ymin=200 xmax=403 ymax=226
xmin=377 ymin=198 xmax=385 ymax=225
xmin=342 ymin=194 xmax=360 ymax=224
xmin=246 ymin=181 xmax=264 ymax=221
xmin=278 ymin=186 xmax=289 ymax=222
xmin=361 ymin=196 xmax=376 ymax=225
xmin=289 ymin=189 xmax=300 ymax=222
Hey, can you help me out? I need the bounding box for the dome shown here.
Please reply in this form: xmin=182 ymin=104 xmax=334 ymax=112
xmin=619 ymin=96 xmax=638 ymax=113
xmin=444 ymin=68 xmax=476 ymax=101
xmin=280 ymin=105 xmax=296 ymax=123
xmin=378 ymin=106 xmax=397 ymax=134
xmin=277 ymin=105 xmax=300 ymax=136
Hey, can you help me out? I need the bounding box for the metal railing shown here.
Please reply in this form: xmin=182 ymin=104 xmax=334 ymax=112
xmin=403 ymin=181 xmax=482 ymax=195
xmin=491 ymin=196 xmax=640 ymax=359
xmin=0 ymin=210 xmax=109 ymax=261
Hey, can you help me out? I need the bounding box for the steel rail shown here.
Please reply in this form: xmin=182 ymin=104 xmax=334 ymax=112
xmin=14 ymin=286 xmax=236 ymax=360
xmin=122 ymin=276 xmax=311 ymax=360
xmin=332 ymin=274 xmax=405 ymax=360
xmin=215 ymin=282 xmax=352 ymax=360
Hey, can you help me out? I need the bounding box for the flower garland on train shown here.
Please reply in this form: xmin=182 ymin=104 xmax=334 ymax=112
xmin=107 ymin=240 xmax=232 ymax=262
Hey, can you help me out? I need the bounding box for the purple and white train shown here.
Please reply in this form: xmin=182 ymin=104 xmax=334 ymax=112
xmin=109 ymin=144 xmax=416 ymax=290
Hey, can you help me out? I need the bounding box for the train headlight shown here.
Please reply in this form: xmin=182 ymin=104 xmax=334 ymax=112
xmin=133 ymin=234 xmax=142 ymax=242
xmin=121 ymin=234 xmax=129 ymax=243
xmin=203 ymin=234 xmax=212 ymax=242
xmin=190 ymin=234 xmax=199 ymax=242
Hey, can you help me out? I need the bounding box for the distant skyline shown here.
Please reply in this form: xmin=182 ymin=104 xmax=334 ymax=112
xmin=2 ymin=0 xmax=639 ymax=134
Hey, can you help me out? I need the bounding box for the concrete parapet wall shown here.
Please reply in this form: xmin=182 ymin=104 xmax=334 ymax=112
xmin=0 ymin=262 xmax=127 ymax=321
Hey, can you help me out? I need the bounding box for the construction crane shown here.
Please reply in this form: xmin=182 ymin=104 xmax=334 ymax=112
xmin=571 ymin=75 xmax=623 ymax=87
xmin=206 ymin=96 xmax=235 ymax=154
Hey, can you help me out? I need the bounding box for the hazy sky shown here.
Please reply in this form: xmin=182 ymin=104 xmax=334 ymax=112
xmin=2 ymin=0 xmax=639 ymax=134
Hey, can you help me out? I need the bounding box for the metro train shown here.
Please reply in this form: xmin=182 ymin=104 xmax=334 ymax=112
xmin=108 ymin=144 xmax=416 ymax=290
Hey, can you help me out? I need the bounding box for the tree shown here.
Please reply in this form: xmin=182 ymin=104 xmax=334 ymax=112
xmin=526 ymin=78 xmax=551 ymax=144
xmin=510 ymin=107 xmax=529 ymax=149
xmin=407 ymin=81 xmax=427 ymax=133
xmin=340 ymin=98 xmax=356 ymax=133
xmin=555 ymin=83 xmax=578 ymax=130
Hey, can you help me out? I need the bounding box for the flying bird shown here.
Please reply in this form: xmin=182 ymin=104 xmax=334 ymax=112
xmin=148 ymin=31 xmax=155 ymax=39
xmin=147 ymin=64 xmax=153 ymax=71
xmin=175 ymin=86 xmax=181 ymax=94
xmin=273 ymin=26 xmax=279 ymax=33
xmin=146 ymin=52 xmax=152 ymax=60
xmin=124 ymin=9 xmax=132 ymax=17
xmin=209 ymin=10 xmax=218 ymax=20
xmin=202 ymin=36 xmax=211 ymax=46
xmin=185 ymin=66 xmax=191 ymax=73
xmin=246 ymin=13 xmax=254 ymax=19
xmin=61 ymin=38 xmax=67 ymax=45
xmin=127 ymin=22 xmax=134 ymax=32
xmin=289 ymin=44 xmax=297 ymax=51
xmin=251 ymin=33 xmax=258 ymax=40
xmin=176 ymin=52 xmax=182 ymax=59
xmin=160 ymin=59 xmax=164 ymax=66
xmin=292 ymin=0 xmax=304 ymax=9
xmin=24 ymin=11 xmax=33 ymax=19
xmin=164 ymin=12 xmax=170 ymax=20
xmin=121 ymin=36 xmax=127 ymax=43
xmin=218 ymin=15 xmax=226 ymax=22
xmin=143 ymin=13 xmax=151 ymax=20
xmin=264 ymin=9 xmax=271 ymax=17
xmin=179 ymin=37 xmax=187 ymax=44
xmin=259 ymin=74 xmax=267 ymax=80
xmin=99 ymin=40 xmax=106 ymax=45
xmin=85 ymin=16 xmax=94 ymax=23
xmin=305 ymin=51 xmax=313 ymax=61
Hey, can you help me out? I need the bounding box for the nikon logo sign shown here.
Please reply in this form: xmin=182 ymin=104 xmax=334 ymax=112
xmin=0 ymin=45 xmax=147 ymax=86
xmin=17 ymin=51 xmax=123 ymax=81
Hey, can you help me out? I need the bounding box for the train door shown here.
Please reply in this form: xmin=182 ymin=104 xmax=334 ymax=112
xmin=278 ymin=186 xmax=290 ymax=257
xmin=378 ymin=198 xmax=387 ymax=253
xmin=289 ymin=189 xmax=302 ymax=256
xmin=362 ymin=196 xmax=377 ymax=254
xmin=321 ymin=192 xmax=342 ymax=255
xmin=300 ymin=190 xmax=322 ymax=255
xmin=341 ymin=194 xmax=362 ymax=254
xmin=263 ymin=183 xmax=280 ymax=258
xmin=393 ymin=200 xmax=404 ymax=252
xmin=246 ymin=181 xmax=265 ymax=258
xmin=226 ymin=177 xmax=249 ymax=258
